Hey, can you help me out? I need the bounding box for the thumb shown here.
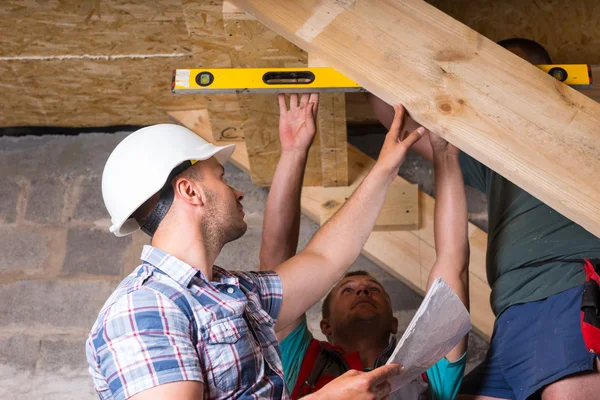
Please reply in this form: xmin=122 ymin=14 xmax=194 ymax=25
xmin=401 ymin=127 xmax=425 ymax=149
xmin=365 ymin=363 xmax=403 ymax=386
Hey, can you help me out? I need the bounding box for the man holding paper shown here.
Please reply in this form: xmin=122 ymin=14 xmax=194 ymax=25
xmin=261 ymin=131 xmax=470 ymax=399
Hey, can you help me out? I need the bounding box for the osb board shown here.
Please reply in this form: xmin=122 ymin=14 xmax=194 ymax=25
xmin=224 ymin=16 xmax=323 ymax=186
xmin=0 ymin=57 xmax=207 ymax=127
xmin=0 ymin=0 xmax=189 ymax=57
xmin=427 ymin=0 xmax=600 ymax=64
xmin=181 ymin=0 xmax=244 ymax=141
xmin=0 ymin=0 xmax=205 ymax=127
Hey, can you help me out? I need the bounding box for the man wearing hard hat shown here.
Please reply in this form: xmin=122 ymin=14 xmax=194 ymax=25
xmin=86 ymin=94 xmax=425 ymax=400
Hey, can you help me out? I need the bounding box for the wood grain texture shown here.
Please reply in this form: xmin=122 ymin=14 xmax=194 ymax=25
xmin=182 ymin=0 xmax=244 ymax=141
xmin=0 ymin=57 xmax=206 ymax=127
xmin=169 ymin=108 xmax=493 ymax=339
xmin=316 ymin=92 xmax=350 ymax=186
xmin=232 ymin=0 xmax=600 ymax=242
xmin=308 ymin=55 xmax=349 ymax=187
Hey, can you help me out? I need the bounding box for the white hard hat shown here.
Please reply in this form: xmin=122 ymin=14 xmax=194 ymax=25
xmin=102 ymin=124 xmax=235 ymax=237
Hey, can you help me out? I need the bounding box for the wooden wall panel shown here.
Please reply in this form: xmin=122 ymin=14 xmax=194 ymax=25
xmin=223 ymin=12 xmax=324 ymax=186
xmin=181 ymin=0 xmax=244 ymax=141
xmin=0 ymin=0 xmax=202 ymax=127
xmin=0 ymin=57 xmax=206 ymax=127
xmin=0 ymin=1 xmax=188 ymax=57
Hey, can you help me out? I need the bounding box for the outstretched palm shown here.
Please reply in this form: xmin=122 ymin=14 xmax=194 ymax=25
xmin=278 ymin=93 xmax=319 ymax=153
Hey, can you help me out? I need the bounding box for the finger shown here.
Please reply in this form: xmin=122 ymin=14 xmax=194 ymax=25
xmin=401 ymin=127 xmax=426 ymax=148
xmin=278 ymin=94 xmax=287 ymax=114
xmin=300 ymin=93 xmax=310 ymax=108
xmin=290 ymin=93 xmax=299 ymax=108
xmin=388 ymin=105 xmax=405 ymax=138
xmin=365 ymin=363 xmax=403 ymax=385
xmin=308 ymin=92 xmax=319 ymax=111
xmin=372 ymin=381 xmax=392 ymax=398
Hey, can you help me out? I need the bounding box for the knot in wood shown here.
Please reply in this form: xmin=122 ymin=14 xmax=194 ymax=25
xmin=323 ymin=200 xmax=338 ymax=209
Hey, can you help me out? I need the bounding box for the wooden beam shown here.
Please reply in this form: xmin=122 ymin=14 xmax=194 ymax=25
xmin=232 ymin=0 xmax=600 ymax=240
xmin=308 ymin=55 xmax=349 ymax=187
xmin=168 ymin=109 xmax=492 ymax=339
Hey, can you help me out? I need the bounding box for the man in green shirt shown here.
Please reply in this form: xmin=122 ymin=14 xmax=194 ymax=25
xmin=369 ymin=39 xmax=600 ymax=400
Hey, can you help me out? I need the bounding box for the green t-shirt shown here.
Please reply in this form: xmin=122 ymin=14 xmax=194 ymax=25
xmin=459 ymin=152 xmax=600 ymax=316
xmin=280 ymin=317 xmax=466 ymax=400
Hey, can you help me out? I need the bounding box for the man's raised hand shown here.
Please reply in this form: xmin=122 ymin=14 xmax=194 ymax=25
xmin=376 ymin=104 xmax=425 ymax=177
xmin=278 ymin=93 xmax=319 ymax=153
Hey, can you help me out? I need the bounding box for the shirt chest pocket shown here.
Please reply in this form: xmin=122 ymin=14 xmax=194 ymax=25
xmin=202 ymin=316 xmax=260 ymax=392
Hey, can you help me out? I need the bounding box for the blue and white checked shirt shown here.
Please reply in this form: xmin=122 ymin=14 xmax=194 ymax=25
xmin=86 ymin=245 xmax=287 ymax=399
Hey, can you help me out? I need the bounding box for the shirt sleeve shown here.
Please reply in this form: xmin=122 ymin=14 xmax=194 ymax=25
xmin=279 ymin=316 xmax=314 ymax=392
xmin=235 ymin=271 xmax=283 ymax=321
xmin=459 ymin=151 xmax=490 ymax=194
xmin=93 ymin=288 xmax=202 ymax=400
xmin=425 ymin=353 xmax=467 ymax=400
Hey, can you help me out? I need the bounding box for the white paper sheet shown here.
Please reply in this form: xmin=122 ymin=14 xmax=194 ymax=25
xmin=385 ymin=278 xmax=471 ymax=392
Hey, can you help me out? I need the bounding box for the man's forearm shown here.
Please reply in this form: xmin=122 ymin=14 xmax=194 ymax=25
xmin=260 ymin=149 xmax=307 ymax=270
xmin=432 ymin=152 xmax=469 ymax=268
xmin=305 ymin=162 xmax=395 ymax=271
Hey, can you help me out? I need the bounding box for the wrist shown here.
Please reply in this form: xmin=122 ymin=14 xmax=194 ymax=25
xmin=433 ymin=151 xmax=460 ymax=165
xmin=370 ymin=161 xmax=398 ymax=185
xmin=281 ymin=147 xmax=310 ymax=161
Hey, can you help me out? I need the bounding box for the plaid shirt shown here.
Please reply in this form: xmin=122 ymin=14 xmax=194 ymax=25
xmin=86 ymin=245 xmax=287 ymax=400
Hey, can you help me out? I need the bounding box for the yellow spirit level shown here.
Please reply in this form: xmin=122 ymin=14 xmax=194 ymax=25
xmin=172 ymin=65 xmax=592 ymax=94
xmin=536 ymin=64 xmax=592 ymax=88
xmin=172 ymin=68 xmax=365 ymax=94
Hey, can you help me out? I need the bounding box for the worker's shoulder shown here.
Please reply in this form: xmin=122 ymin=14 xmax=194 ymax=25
xmin=94 ymin=264 xmax=192 ymax=327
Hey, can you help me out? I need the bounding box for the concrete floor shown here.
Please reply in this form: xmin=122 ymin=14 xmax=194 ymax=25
xmin=0 ymin=129 xmax=490 ymax=398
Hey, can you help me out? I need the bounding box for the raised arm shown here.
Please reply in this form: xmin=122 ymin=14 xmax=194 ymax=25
xmin=427 ymin=132 xmax=470 ymax=361
xmin=259 ymin=93 xmax=319 ymax=271
xmin=273 ymin=105 xmax=425 ymax=332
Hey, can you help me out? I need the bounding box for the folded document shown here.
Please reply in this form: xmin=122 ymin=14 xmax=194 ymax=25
xmin=386 ymin=278 xmax=471 ymax=392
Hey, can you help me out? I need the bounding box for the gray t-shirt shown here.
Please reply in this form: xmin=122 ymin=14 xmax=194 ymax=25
xmin=459 ymin=152 xmax=600 ymax=316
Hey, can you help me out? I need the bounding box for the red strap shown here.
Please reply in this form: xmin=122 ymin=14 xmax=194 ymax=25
xmin=292 ymin=339 xmax=322 ymax=399
xmin=584 ymin=259 xmax=600 ymax=283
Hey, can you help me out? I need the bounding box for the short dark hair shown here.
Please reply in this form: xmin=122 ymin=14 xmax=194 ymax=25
xmin=321 ymin=270 xmax=373 ymax=319
xmin=497 ymin=38 xmax=552 ymax=64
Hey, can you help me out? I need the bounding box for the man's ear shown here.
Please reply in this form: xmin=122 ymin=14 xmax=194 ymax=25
xmin=391 ymin=316 xmax=398 ymax=335
xmin=173 ymin=177 xmax=204 ymax=206
xmin=320 ymin=318 xmax=332 ymax=339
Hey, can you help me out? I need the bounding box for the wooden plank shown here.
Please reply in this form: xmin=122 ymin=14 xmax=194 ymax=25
xmin=223 ymin=7 xmax=323 ymax=186
xmin=169 ymin=109 xmax=492 ymax=339
xmin=308 ymin=55 xmax=349 ymax=187
xmin=232 ymin=0 xmax=600 ymax=242
xmin=181 ymin=0 xmax=244 ymax=141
